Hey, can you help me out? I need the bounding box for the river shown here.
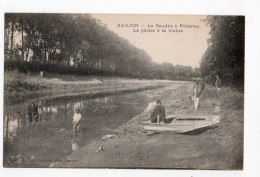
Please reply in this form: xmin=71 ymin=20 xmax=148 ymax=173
xmin=3 ymin=86 xmax=169 ymax=167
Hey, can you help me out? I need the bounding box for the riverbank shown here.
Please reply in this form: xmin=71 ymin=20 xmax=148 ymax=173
xmin=4 ymin=71 xmax=172 ymax=104
xmin=4 ymin=72 xmax=182 ymax=168
xmin=54 ymin=83 xmax=244 ymax=169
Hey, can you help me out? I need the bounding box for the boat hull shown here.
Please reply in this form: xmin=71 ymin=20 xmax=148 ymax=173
xmin=141 ymin=115 xmax=220 ymax=133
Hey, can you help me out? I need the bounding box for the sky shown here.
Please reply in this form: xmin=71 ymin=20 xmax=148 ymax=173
xmin=92 ymin=14 xmax=211 ymax=68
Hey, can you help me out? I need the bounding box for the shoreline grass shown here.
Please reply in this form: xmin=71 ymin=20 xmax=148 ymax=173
xmin=54 ymin=83 xmax=244 ymax=169
xmin=4 ymin=71 xmax=176 ymax=105
xmin=4 ymin=71 xmax=243 ymax=169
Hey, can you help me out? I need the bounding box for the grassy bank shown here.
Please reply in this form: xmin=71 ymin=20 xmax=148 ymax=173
xmin=4 ymin=70 xmax=172 ymax=104
xmin=55 ymin=83 xmax=244 ymax=169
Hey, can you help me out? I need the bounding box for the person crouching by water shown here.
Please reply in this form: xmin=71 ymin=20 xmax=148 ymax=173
xmin=192 ymin=80 xmax=202 ymax=111
xmin=73 ymin=109 xmax=82 ymax=136
xmin=28 ymin=102 xmax=39 ymax=123
xmin=151 ymin=100 xmax=166 ymax=124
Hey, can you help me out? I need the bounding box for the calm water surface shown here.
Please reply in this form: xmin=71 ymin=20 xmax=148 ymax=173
xmin=4 ymin=87 xmax=168 ymax=167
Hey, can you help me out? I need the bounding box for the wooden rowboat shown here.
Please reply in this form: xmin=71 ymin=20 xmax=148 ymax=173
xmin=141 ymin=115 xmax=220 ymax=133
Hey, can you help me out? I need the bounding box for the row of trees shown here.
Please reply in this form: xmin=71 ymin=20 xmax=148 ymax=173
xmin=200 ymin=16 xmax=244 ymax=88
xmin=4 ymin=13 xmax=200 ymax=80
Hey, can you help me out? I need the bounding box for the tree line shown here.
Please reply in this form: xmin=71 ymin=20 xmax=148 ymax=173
xmin=200 ymin=16 xmax=244 ymax=88
xmin=4 ymin=13 xmax=199 ymax=80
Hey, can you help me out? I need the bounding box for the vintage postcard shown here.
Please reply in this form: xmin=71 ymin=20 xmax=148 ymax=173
xmin=3 ymin=13 xmax=244 ymax=169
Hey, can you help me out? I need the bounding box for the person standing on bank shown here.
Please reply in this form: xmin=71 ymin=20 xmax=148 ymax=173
xmin=192 ymin=80 xmax=202 ymax=111
xmin=28 ymin=102 xmax=39 ymax=122
xmin=215 ymin=75 xmax=222 ymax=91
xmin=73 ymin=109 xmax=82 ymax=136
xmin=150 ymin=100 xmax=166 ymax=123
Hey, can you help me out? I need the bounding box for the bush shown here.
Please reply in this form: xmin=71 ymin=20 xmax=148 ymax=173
xmin=4 ymin=60 xmax=196 ymax=81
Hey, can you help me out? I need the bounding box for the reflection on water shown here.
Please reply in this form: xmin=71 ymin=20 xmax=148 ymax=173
xmin=4 ymin=90 xmax=157 ymax=167
xmin=4 ymin=95 xmax=118 ymax=141
xmin=5 ymin=96 xmax=115 ymax=134
xmin=71 ymin=138 xmax=79 ymax=151
xmin=4 ymin=116 xmax=18 ymax=142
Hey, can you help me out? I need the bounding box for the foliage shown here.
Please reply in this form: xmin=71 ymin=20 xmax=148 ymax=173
xmin=200 ymin=16 xmax=245 ymax=88
xmin=5 ymin=13 xmax=199 ymax=80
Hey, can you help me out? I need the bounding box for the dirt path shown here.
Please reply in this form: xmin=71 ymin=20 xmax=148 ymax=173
xmin=54 ymin=82 xmax=243 ymax=169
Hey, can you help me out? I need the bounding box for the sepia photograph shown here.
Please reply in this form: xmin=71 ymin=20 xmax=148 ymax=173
xmin=3 ymin=13 xmax=244 ymax=170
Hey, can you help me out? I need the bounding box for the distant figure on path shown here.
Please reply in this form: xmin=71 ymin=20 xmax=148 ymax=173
xmin=73 ymin=109 xmax=82 ymax=136
xmin=28 ymin=102 xmax=39 ymax=122
xmin=192 ymin=80 xmax=202 ymax=111
xmin=199 ymin=80 xmax=205 ymax=92
xmin=215 ymin=75 xmax=222 ymax=91
xmin=150 ymin=100 xmax=166 ymax=123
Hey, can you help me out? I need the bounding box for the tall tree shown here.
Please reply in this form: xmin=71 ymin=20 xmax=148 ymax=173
xmin=200 ymin=16 xmax=245 ymax=88
xmin=4 ymin=13 xmax=199 ymax=80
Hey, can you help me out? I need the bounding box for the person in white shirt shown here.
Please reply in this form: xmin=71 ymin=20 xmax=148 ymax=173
xmin=73 ymin=109 xmax=82 ymax=136
xmin=192 ymin=80 xmax=202 ymax=111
